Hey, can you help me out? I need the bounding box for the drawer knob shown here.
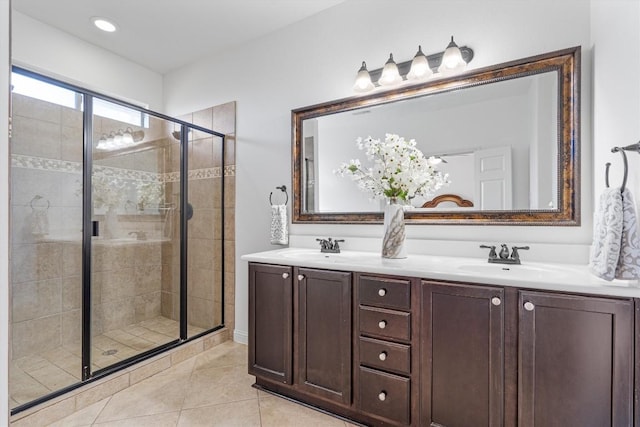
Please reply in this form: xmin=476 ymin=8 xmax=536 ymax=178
xmin=378 ymin=351 xmax=387 ymax=361
xmin=491 ymin=297 xmax=501 ymax=306
xmin=524 ymin=301 xmax=535 ymax=311
xmin=282 ymin=273 xmax=289 ymax=279
xmin=378 ymin=391 xmax=387 ymax=401
xmin=378 ymin=320 xmax=387 ymax=329
xmin=297 ymin=274 xmax=305 ymax=281
xmin=378 ymin=288 xmax=387 ymax=297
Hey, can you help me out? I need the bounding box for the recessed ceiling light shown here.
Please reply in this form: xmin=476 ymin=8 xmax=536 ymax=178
xmin=91 ymin=17 xmax=117 ymax=33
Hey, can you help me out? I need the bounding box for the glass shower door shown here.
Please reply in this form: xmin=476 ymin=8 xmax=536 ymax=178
xmin=90 ymin=98 xmax=181 ymax=372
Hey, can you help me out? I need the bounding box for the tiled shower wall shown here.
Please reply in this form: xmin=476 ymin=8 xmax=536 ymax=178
xmin=163 ymin=102 xmax=236 ymax=333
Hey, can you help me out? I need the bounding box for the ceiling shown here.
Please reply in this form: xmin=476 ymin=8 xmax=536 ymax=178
xmin=12 ymin=0 xmax=346 ymax=74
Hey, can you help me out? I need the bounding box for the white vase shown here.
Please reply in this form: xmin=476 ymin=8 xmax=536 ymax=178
xmin=382 ymin=199 xmax=406 ymax=259
xmin=103 ymin=205 xmax=121 ymax=239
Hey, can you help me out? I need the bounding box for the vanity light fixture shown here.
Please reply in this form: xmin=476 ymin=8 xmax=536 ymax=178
xmin=91 ymin=16 xmax=118 ymax=33
xmin=353 ymin=36 xmax=473 ymax=93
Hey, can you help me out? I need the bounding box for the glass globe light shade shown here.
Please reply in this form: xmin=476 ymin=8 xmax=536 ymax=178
xmin=407 ymin=45 xmax=433 ymax=81
xmin=378 ymin=54 xmax=403 ymax=86
xmin=438 ymin=36 xmax=467 ymax=75
xmin=353 ymin=61 xmax=375 ymax=93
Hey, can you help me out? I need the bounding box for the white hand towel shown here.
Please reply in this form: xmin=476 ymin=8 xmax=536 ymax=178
xmin=270 ymin=204 xmax=288 ymax=245
xmin=589 ymin=187 xmax=640 ymax=281
xmin=615 ymin=188 xmax=640 ymax=280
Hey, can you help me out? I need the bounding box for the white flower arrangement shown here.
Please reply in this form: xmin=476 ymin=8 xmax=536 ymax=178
xmin=93 ymin=175 xmax=128 ymax=209
xmin=136 ymin=181 xmax=164 ymax=209
xmin=335 ymin=133 xmax=449 ymax=202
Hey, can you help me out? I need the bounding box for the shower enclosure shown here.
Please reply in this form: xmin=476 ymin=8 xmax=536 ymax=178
xmin=9 ymin=68 xmax=225 ymax=412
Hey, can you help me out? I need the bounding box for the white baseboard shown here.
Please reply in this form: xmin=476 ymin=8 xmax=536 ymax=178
xmin=234 ymin=329 xmax=248 ymax=345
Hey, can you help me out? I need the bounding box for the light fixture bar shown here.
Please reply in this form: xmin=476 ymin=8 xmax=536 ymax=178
xmin=367 ymin=46 xmax=474 ymax=83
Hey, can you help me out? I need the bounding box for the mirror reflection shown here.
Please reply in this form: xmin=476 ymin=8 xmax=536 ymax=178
xmin=304 ymin=72 xmax=558 ymax=213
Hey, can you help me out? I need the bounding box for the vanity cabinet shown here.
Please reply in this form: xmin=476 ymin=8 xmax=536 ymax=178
xmin=518 ymin=291 xmax=634 ymax=427
xmin=248 ymin=263 xmax=293 ymax=384
xmin=248 ymin=261 xmax=637 ymax=427
xmin=421 ymin=281 xmax=506 ymax=427
xmin=296 ymin=267 xmax=352 ymax=405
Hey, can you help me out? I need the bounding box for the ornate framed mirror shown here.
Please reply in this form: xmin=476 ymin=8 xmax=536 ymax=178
xmin=292 ymin=46 xmax=580 ymax=225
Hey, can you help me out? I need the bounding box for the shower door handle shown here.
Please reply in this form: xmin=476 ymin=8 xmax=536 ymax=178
xmin=92 ymin=220 xmax=100 ymax=237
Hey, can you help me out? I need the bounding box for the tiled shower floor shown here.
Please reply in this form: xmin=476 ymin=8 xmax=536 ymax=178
xmin=10 ymin=316 xmax=205 ymax=409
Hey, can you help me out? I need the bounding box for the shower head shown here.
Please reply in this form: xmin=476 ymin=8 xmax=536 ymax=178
xmin=171 ymin=130 xmax=181 ymax=140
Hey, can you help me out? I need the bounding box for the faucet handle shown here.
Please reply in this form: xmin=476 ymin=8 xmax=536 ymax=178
xmin=511 ymin=245 xmax=530 ymax=260
xmin=480 ymin=244 xmax=497 ymax=259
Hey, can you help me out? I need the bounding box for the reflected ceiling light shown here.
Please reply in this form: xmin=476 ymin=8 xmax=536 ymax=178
xmin=353 ymin=36 xmax=473 ymax=93
xmin=438 ymin=36 xmax=467 ymax=75
xmin=96 ymin=127 xmax=144 ymax=151
xmin=353 ymin=61 xmax=375 ymax=93
xmin=406 ymin=46 xmax=432 ymax=81
xmin=92 ymin=17 xmax=118 ymax=33
xmin=378 ymin=54 xmax=403 ymax=87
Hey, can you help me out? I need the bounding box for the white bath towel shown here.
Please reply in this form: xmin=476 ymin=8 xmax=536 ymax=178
xmin=270 ymin=204 xmax=288 ymax=245
xmin=589 ymin=188 xmax=640 ymax=280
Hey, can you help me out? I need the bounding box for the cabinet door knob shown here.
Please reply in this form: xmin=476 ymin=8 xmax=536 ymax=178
xmin=378 ymin=288 xmax=387 ymax=297
xmin=378 ymin=351 xmax=387 ymax=361
xmin=524 ymin=301 xmax=535 ymax=311
xmin=378 ymin=391 xmax=387 ymax=401
xmin=282 ymin=273 xmax=289 ymax=279
xmin=378 ymin=320 xmax=387 ymax=329
xmin=491 ymin=297 xmax=501 ymax=306
xmin=297 ymin=274 xmax=305 ymax=281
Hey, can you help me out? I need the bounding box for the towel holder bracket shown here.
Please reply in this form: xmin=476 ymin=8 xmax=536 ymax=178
xmin=606 ymin=145 xmax=633 ymax=192
xmin=269 ymin=185 xmax=289 ymax=206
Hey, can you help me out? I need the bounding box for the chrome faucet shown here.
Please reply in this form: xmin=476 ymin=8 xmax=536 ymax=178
xmin=316 ymin=237 xmax=344 ymax=253
xmin=480 ymin=244 xmax=529 ymax=265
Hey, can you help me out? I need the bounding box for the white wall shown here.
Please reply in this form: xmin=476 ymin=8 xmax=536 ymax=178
xmin=163 ymin=0 xmax=594 ymax=342
xmin=591 ymin=0 xmax=640 ymax=203
xmin=1 ymin=0 xmax=10 ymax=422
xmin=11 ymin=11 xmax=163 ymax=109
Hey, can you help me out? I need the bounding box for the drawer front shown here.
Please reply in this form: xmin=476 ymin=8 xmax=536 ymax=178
xmin=359 ymin=366 xmax=410 ymax=425
xmin=359 ymin=337 xmax=411 ymax=375
xmin=359 ymin=276 xmax=410 ymax=310
xmin=360 ymin=306 xmax=411 ymax=341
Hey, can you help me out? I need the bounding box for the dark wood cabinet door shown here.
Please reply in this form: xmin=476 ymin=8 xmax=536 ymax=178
xmin=519 ymin=291 xmax=633 ymax=427
xmin=296 ymin=268 xmax=352 ymax=405
xmin=248 ymin=263 xmax=293 ymax=384
xmin=422 ymin=281 xmax=505 ymax=427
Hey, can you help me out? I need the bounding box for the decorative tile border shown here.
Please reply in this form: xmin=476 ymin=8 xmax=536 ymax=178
xmin=11 ymin=154 xmax=236 ymax=183
xmin=12 ymin=154 xmax=82 ymax=175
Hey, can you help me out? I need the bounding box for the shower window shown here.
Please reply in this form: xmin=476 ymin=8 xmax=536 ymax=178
xmin=9 ymin=68 xmax=225 ymax=413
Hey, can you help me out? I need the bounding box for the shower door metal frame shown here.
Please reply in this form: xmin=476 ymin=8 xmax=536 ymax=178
xmin=10 ymin=66 xmax=227 ymax=414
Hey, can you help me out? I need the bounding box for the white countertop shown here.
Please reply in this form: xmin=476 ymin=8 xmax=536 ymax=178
xmin=241 ymin=248 xmax=640 ymax=299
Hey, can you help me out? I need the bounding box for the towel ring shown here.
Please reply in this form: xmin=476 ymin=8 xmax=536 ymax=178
xmin=606 ymin=147 xmax=628 ymax=192
xmin=30 ymin=195 xmax=50 ymax=211
xmin=269 ymin=185 xmax=288 ymax=206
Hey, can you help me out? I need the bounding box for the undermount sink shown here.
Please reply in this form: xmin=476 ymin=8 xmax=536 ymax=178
xmin=280 ymin=249 xmax=373 ymax=263
xmin=457 ymin=262 xmax=574 ymax=280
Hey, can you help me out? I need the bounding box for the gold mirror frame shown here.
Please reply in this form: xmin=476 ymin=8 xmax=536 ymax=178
xmin=292 ymin=46 xmax=580 ymax=225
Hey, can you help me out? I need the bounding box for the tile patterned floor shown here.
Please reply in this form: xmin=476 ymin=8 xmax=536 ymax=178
xmin=10 ymin=316 xmax=205 ymax=409
xmin=45 ymin=341 xmax=355 ymax=426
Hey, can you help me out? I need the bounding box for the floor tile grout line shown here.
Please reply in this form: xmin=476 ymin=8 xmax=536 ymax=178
xmin=89 ymin=395 xmax=112 ymax=426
